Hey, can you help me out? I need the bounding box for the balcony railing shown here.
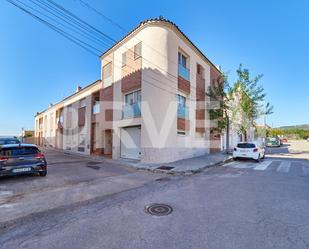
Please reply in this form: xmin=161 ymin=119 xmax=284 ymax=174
xmin=122 ymin=102 xmax=141 ymax=119
xmin=92 ymin=103 xmax=100 ymax=114
xmin=177 ymin=105 xmax=188 ymax=119
xmin=178 ymin=64 xmax=190 ymax=81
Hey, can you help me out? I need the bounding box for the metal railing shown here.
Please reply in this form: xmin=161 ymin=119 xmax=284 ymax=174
xmin=177 ymin=105 xmax=188 ymax=118
xmin=178 ymin=64 xmax=190 ymax=81
xmin=122 ymin=102 xmax=141 ymax=119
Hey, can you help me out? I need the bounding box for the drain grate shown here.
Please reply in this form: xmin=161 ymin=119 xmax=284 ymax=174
xmin=145 ymin=204 xmax=173 ymax=216
xmin=86 ymin=165 xmax=101 ymax=170
xmin=157 ymin=165 xmax=174 ymax=171
xmin=87 ymin=161 xmax=101 ymax=165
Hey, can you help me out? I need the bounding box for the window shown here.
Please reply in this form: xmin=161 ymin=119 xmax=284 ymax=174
xmin=103 ymin=63 xmax=112 ymax=79
xmin=123 ymin=90 xmax=141 ymax=119
xmin=0 ymin=146 xmax=39 ymax=156
xmin=103 ymin=62 xmax=112 ymax=86
xmin=79 ymin=98 xmax=86 ymax=108
xmin=178 ymin=51 xmax=190 ymax=80
xmin=79 ymin=134 xmax=86 ymax=146
xmin=177 ymin=94 xmax=188 ymax=119
xmin=134 ymin=42 xmax=142 ymax=60
xmin=122 ymin=52 xmax=127 ymax=67
xmin=177 ymin=94 xmax=186 ymax=107
xmin=66 ymin=105 xmax=72 ymax=129
xmin=125 ymin=90 xmax=141 ymax=105
xmin=178 ymin=52 xmax=187 ymax=68
xmin=197 ymin=64 xmax=203 ymax=75
xmin=50 ymin=113 xmax=54 ymax=131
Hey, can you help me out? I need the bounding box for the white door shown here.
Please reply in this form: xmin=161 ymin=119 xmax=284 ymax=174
xmin=121 ymin=126 xmax=141 ymax=159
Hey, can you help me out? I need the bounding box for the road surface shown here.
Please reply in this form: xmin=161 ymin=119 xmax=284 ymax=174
xmin=1 ymin=141 xmax=309 ymax=249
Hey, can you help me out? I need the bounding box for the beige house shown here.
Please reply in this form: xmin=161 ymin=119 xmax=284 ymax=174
xmin=35 ymin=18 xmax=222 ymax=163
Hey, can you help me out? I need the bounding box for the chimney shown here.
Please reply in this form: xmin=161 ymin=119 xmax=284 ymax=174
xmin=76 ymin=86 xmax=82 ymax=93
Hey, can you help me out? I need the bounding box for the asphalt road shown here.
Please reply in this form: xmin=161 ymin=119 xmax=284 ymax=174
xmin=1 ymin=142 xmax=309 ymax=249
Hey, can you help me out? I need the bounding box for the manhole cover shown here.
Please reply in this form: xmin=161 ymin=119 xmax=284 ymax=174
xmin=145 ymin=204 xmax=173 ymax=216
xmin=157 ymin=165 xmax=174 ymax=170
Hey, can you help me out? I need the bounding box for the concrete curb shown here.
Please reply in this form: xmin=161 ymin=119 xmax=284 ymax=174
xmin=132 ymin=156 xmax=234 ymax=176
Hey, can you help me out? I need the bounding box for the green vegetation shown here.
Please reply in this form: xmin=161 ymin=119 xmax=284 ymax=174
xmin=267 ymin=127 xmax=309 ymax=140
xmin=206 ymin=64 xmax=273 ymax=150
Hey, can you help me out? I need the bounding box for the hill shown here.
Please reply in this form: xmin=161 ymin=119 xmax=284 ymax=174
xmin=279 ymin=124 xmax=309 ymax=130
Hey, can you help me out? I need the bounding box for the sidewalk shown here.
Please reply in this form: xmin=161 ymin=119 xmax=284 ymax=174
xmin=126 ymin=152 xmax=233 ymax=174
xmin=41 ymin=147 xmax=232 ymax=175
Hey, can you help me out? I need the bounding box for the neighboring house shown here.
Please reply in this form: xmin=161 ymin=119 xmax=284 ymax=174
xmin=34 ymin=18 xmax=222 ymax=163
xmin=21 ymin=129 xmax=35 ymax=144
xmin=220 ymin=87 xmax=256 ymax=151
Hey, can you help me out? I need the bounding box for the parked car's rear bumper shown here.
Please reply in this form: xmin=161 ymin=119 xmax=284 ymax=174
xmin=233 ymin=152 xmax=260 ymax=160
xmin=0 ymin=164 xmax=47 ymax=177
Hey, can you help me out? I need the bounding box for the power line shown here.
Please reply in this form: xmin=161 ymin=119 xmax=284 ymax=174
xmin=46 ymin=0 xmax=116 ymax=44
xmin=36 ymin=0 xmax=207 ymax=95
xmin=6 ymin=0 xmax=100 ymax=56
xmin=23 ymin=0 xmax=109 ymax=50
xmin=6 ymin=0 xmax=208 ymax=102
xmin=74 ymin=0 xmax=206 ymax=94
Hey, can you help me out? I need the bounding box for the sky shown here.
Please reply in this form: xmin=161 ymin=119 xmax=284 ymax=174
xmin=0 ymin=0 xmax=308 ymax=135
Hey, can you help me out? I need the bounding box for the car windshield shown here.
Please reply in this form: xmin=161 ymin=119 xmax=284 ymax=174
xmin=237 ymin=143 xmax=256 ymax=148
xmin=0 ymin=147 xmax=39 ymax=156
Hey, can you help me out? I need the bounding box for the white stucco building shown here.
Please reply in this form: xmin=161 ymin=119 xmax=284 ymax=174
xmin=35 ymin=18 xmax=223 ymax=163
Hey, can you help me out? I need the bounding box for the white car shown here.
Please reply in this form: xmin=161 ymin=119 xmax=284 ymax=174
xmin=233 ymin=142 xmax=265 ymax=162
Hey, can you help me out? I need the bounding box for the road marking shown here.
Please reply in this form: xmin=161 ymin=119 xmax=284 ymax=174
xmin=277 ymin=161 xmax=291 ymax=173
xmin=253 ymin=160 xmax=273 ymax=171
xmin=302 ymin=165 xmax=309 ymax=175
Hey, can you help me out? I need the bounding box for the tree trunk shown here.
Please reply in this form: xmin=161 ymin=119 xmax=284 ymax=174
xmin=226 ymin=117 xmax=230 ymax=154
xmin=244 ymin=130 xmax=247 ymax=142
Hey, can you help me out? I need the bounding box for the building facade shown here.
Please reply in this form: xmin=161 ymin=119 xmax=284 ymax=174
xmin=35 ymin=18 xmax=222 ymax=163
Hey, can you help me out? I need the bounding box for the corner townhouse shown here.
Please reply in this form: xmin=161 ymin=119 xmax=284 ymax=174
xmin=35 ymin=18 xmax=222 ymax=163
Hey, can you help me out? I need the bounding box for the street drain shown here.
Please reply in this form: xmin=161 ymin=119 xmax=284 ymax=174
xmin=145 ymin=204 xmax=173 ymax=216
xmin=86 ymin=165 xmax=101 ymax=170
xmin=157 ymin=165 xmax=174 ymax=170
xmin=87 ymin=161 xmax=101 ymax=165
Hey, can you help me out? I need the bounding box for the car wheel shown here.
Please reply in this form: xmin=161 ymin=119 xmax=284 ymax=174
xmin=255 ymin=154 xmax=261 ymax=163
xmin=39 ymin=171 xmax=47 ymax=177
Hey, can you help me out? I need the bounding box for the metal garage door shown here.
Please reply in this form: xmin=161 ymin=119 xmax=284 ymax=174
xmin=121 ymin=126 xmax=141 ymax=159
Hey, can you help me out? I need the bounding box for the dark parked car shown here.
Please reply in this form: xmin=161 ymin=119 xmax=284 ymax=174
xmin=0 ymin=136 xmax=20 ymax=145
xmin=0 ymin=144 xmax=47 ymax=177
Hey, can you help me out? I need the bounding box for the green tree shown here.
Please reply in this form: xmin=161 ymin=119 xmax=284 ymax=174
xmin=206 ymin=73 xmax=233 ymax=153
xmin=232 ymin=64 xmax=273 ymax=140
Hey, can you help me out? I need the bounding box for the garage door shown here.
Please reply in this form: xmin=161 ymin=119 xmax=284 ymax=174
xmin=121 ymin=126 xmax=141 ymax=159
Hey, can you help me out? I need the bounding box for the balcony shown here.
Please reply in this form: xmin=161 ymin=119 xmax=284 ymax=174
xmin=178 ymin=64 xmax=190 ymax=81
xmin=177 ymin=105 xmax=188 ymax=119
xmin=122 ymin=102 xmax=141 ymax=119
xmin=92 ymin=103 xmax=100 ymax=114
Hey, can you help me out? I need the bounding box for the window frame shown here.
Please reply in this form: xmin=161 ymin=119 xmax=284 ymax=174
xmin=122 ymin=52 xmax=127 ymax=67
xmin=134 ymin=42 xmax=142 ymax=60
xmin=178 ymin=52 xmax=187 ymax=68
xmin=125 ymin=89 xmax=141 ymax=106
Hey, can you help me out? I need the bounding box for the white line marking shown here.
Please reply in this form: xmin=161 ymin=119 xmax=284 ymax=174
xmin=277 ymin=161 xmax=291 ymax=173
xmin=254 ymin=160 xmax=273 ymax=171
xmin=223 ymin=162 xmax=239 ymax=167
xmin=302 ymin=165 xmax=309 ymax=175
